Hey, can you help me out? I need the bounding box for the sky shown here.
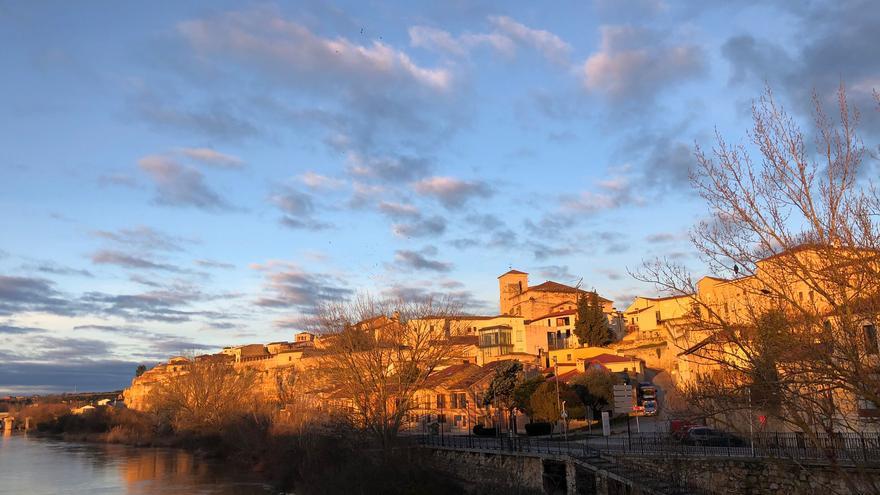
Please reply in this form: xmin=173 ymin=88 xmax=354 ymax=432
xmin=2 ymin=0 xmax=879 ymax=394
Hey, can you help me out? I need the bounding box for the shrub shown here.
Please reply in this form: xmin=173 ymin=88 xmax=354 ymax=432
xmin=524 ymin=422 xmax=552 ymax=436
xmin=472 ymin=425 xmax=497 ymax=437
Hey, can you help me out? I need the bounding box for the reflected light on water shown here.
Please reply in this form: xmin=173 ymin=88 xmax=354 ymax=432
xmin=0 ymin=434 xmax=275 ymax=495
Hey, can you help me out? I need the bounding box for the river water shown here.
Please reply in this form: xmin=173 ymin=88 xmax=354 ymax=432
xmin=0 ymin=433 xmax=278 ymax=495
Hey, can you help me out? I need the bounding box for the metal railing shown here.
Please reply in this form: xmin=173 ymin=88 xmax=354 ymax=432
xmin=418 ymin=431 xmax=880 ymax=464
xmin=419 ymin=433 xmax=601 ymax=458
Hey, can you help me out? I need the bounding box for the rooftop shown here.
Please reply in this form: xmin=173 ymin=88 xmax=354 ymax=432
xmin=528 ymin=281 xmax=612 ymax=302
xmin=498 ymin=269 xmax=528 ymax=278
xmin=527 ymin=309 xmax=577 ymax=323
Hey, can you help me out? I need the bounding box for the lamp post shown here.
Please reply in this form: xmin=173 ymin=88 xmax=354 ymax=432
xmin=748 ymin=386 xmax=755 ymax=457
xmin=553 ymin=356 xmax=561 ymax=435
xmin=439 ymin=394 xmax=445 ymax=446
xmin=561 ymin=400 xmax=568 ymax=442
xmin=466 ymin=392 xmax=471 ymax=439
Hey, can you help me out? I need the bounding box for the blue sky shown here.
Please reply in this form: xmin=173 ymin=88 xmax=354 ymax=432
xmin=2 ymin=0 xmax=878 ymax=394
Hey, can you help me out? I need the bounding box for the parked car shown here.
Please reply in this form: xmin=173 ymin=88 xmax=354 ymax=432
xmin=670 ymin=420 xmax=701 ymax=440
xmin=681 ymin=427 xmax=746 ymax=447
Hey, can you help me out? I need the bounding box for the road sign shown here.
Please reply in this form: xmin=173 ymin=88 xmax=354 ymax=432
xmin=613 ymin=384 xmax=634 ymax=415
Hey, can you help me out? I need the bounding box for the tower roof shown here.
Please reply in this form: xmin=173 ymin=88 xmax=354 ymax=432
xmin=498 ymin=269 xmax=528 ymax=278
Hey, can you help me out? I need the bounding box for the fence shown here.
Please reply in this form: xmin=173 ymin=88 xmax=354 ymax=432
xmin=419 ymin=431 xmax=880 ymax=464
xmin=419 ymin=433 xmax=602 ymax=457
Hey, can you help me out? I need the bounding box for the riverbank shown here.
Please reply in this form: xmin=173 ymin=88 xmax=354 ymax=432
xmin=27 ymin=406 xmax=530 ymax=494
xmin=1 ymin=433 xmax=275 ymax=495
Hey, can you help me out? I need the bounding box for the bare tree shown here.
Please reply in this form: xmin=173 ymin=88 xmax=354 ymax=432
xmin=149 ymin=358 xmax=259 ymax=434
xmin=308 ymin=294 xmax=470 ymax=449
xmin=635 ymin=84 xmax=880 ymax=492
xmin=271 ymin=366 xmax=324 ymax=433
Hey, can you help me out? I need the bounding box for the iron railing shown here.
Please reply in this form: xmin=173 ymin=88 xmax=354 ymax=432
xmin=418 ymin=431 xmax=880 ymax=464
xmin=419 ymin=433 xmax=601 ymax=458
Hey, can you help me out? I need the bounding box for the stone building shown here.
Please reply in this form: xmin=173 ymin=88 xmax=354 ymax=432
xmin=498 ymin=270 xmax=614 ymax=320
xmin=498 ymin=270 xmax=625 ymax=351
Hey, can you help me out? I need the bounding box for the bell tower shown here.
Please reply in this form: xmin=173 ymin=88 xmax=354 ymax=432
xmin=498 ymin=270 xmax=528 ymax=315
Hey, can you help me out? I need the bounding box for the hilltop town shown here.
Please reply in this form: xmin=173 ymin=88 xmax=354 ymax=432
xmin=124 ymin=248 xmax=880 ymax=437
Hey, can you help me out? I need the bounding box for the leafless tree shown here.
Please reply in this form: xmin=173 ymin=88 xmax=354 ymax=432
xmin=271 ymin=366 xmax=324 ymax=433
xmin=307 ymin=294 xmax=470 ymax=449
xmin=635 ymin=84 xmax=880 ymax=493
xmin=149 ymin=358 xmax=259 ymax=434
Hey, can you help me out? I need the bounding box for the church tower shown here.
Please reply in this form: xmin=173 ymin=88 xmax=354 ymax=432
xmin=498 ymin=270 xmax=528 ymax=315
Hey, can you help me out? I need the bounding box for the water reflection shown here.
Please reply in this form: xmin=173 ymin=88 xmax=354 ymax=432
xmin=0 ymin=434 xmax=276 ymax=494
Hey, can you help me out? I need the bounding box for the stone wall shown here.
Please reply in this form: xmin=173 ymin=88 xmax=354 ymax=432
xmin=427 ymin=448 xmax=663 ymax=495
xmin=619 ymin=455 xmax=880 ymax=495
xmin=430 ymin=449 xmax=546 ymax=493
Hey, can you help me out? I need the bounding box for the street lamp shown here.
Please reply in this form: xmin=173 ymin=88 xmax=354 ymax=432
xmin=553 ymin=356 xmax=561 ymax=435
xmin=561 ymin=400 xmax=568 ymax=442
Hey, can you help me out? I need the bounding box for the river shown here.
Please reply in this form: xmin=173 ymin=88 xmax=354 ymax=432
xmin=0 ymin=433 xmax=279 ymax=495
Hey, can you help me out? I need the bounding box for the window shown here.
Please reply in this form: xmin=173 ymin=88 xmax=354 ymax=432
xmin=436 ymin=394 xmax=446 ymax=409
xmin=655 ymin=310 xmax=661 ymax=322
xmin=864 ymin=324 xmax=878 ymax=355
xmin=567 ymin=353 xmax=572 ymax=361
xmin=556 ymin=316 xmax=570 ymax=326
xmin=547 ymin=319 xmax=552 ymax=327
xmin=858 ymin=397 xmax=879 ymax=417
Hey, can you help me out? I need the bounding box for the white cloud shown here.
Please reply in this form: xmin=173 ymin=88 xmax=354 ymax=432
xmin=413 ymin=176 xmax=492 ymax=209
xmin=488 ymin=15 xmax=571 ymax=64
xmin=408 ymin=15 xmax=569 ymax=64
xmin=177 ymin=147 xmax=243 ymax=168
xmin=138 ymin=154 xmax=230 ymax=210
xmin=298 ymin=171 xmax=344 ymax=190
xmin=580 ymin=25 xmax=706 ymax=100
xmin=179 ymin=8 xmax=452 ymax=92
xmin=562 ymin=167 xmax=641 ymax=212
xmin=378 ymin=201 xmax=420 ymax=219
xmin=408 ymin=25 xmax=514 ymax=58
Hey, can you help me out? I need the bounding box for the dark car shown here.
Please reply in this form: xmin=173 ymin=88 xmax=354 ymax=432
xmin=682 ymin=427 xmax=746 ymax=447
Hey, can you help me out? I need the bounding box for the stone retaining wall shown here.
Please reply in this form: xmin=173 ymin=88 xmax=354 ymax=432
xmin=619 ymin=455 xmax=880 ymax=494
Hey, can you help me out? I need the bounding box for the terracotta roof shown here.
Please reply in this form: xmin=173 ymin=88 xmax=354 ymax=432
xmin=421 ymin=314 xmax=505 ymax=320
xmin=425 ymin=363 xmax=493 ymax=390
xmin=547 ymin=370 xmax=581 ymax=383
xmin=640 ymin=294 xmax=693 ymax=302
xmin=477 ymin=324 xmax=512 ymax=331
xmin=498 ymin=269 xmax=528 ymax=278
xmin=527 ymin=309 xmax=577 ymax=323
xmin=528 ymin=281 xmax=612 ymax=302
xmin=588 ymin=353 xmax=638 ymax=364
